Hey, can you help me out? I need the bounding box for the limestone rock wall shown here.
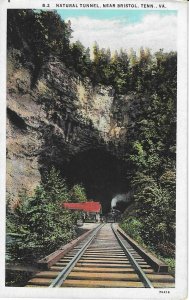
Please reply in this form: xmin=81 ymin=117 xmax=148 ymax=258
xmin=7 ymin=53 xmax=133 ymax=199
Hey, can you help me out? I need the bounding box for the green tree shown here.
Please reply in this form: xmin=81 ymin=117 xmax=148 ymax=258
xmin=71 ymin=40 xmax=85 ymax=74
xmin=42 ymin=167 xmax=70 ymax=203
xmin=70 ymin=184 xmax=87 ymax=203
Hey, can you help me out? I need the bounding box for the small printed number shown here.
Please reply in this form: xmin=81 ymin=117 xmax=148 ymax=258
xmin=159 ymin=291 xmax=170 ymax=294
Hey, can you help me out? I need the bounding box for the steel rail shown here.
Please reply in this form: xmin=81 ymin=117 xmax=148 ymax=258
xmin=111 ymin=223 xmax=154 ymax=288
xmin=49 ymin=223 xmax=104 ymax=288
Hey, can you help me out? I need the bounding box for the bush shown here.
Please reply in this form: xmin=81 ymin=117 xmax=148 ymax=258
xmin=164 ymin=258 xmax=175 ymax=274
xmin=120 ymin=217 xmax=143 ymax=245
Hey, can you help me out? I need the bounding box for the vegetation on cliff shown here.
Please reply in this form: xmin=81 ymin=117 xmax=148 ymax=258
xmin=7 ymin=10 xmax=176 ymax=93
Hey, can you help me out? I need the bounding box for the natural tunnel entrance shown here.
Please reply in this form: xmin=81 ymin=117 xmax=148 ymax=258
xmin=61 ymin=149 xmax=129 ymax=214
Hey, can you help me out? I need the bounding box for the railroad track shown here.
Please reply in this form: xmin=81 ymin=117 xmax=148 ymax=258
xmin=26 ymin=223 xmax=175 ymax=288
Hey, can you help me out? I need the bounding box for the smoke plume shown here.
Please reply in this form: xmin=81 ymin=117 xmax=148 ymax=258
xmin=111 ymin=192 xmax=132 ymax=208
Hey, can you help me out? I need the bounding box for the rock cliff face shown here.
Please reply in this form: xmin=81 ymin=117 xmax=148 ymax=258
xmin=7 ymin=51 xmax=136 ymax=211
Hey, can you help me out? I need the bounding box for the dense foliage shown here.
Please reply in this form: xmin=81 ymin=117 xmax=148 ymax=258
xmin=6 ymin=168 xmax=87 ymax=262
xmin=121 ymin=171 xmax=176 ymax=264
xmin=7 ymin=10 xmax=176 ymax=93
xmin=121 ymin=49 xmax=176 ymax=260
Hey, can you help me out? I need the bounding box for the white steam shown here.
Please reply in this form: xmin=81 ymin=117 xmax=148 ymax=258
xmin=111 ymin=192 xmax=132 ymax=208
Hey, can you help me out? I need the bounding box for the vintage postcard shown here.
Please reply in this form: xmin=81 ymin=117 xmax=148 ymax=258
xmin=0 ymin=0 xmax=188 ymax=299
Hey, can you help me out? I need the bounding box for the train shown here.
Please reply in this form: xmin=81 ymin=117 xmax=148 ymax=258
xmin=102 ymin=208 xmax=122 ymax=223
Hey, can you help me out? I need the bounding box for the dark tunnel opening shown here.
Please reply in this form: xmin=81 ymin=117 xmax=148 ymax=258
xmin=61 ymin=149 xmax=129 ymax=214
